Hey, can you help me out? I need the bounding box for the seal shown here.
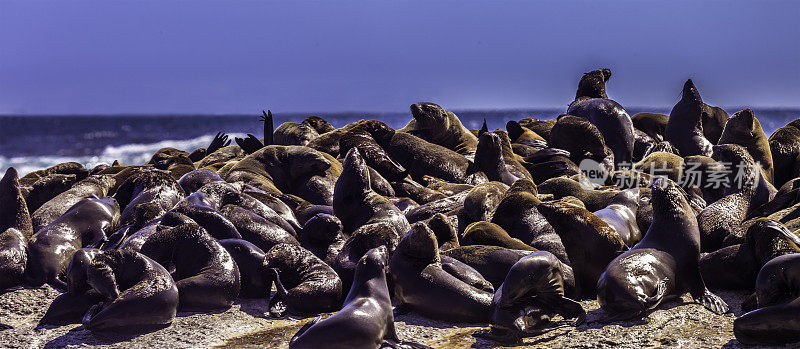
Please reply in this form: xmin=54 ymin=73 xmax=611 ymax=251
xmin=333 ymin=148 xmax=411 ymax=236
xmin=114 ymin=168 xmax=185 ymax=228
xmin=197 ymin=181 xmax=300 ymax=235
xmin=506 ymin=120 xmax=546 ymax=146
xmin=0 ymin=228 xmax=26 ymax=291
xmin=332 ymin=221 xmax=400 ymax=291
xmin=297 ymin=213 xmax=344 ymax=263
xmin=462 ymin=181 xmax=509 ymax=222
xmin=518 ymin=118 xmax=556 ymax=143
xmin=537 ymin=177 xmax=618 ymax=212
xmin=537 ymin=201 xmax=627 ymax=298
xmin=461 ymin=221 xmax=536 ymax=251
xmin=733 ymin=253 xmax=800 ymax=345
xmin=26 ymin=197 xmax=120 ymax=288
xmin=289 ymin=246 xmax=425 ymax=349
xmin=475 ymin=131 xmax=532 ymax=186
xmin=0 ymin=167 xmax=33 ymax=238
xmin=220 ymin=205 xmax=299 ymax=252
xmin=700 ymin=218 xmax=800 ymax=290
xmin=273 ymin=120 xmax=320 ymax=146
xmin=567 ymin=69 xmax=634 ymax=164
xmin=224 ymin=145 xmax=341 ymax=205
xmin=339 ymin=121 xmax=407 ymax=181
xmin=399 ymin=102 xmax=479 ymax=158
xmin=170 ymin=192 xmax=241 ymax=240
xmin=491 ymin=179 xmax=570 ymax=264
xmin=768 ymin=120 xmax=800 ymax=187
xmin=593 ymin=188 xmax=642 ymax=246
xmin=390 ymin=223 xmax=494 ymax=322
xmin=596 ymin=178 xmax=728 ymax=320
xmin=22 ymin=173 xmax=79 ymax=214
xmin=697 ymin=144 xmax=773 ymax=251
xmin=31 ymin=175 xmax=116 ymax=232
xmin=474 ymin=251 xmax=585 ymax=344
xmin=66 ymin=249 xmax=179 ymax=332
xmin=178 ymin=168 xmax=225 ymax=195
xmin=718 ymin=108 xmax=774 ymax=184
xmin=385 ymin=131 xmax=487 ymax=184
xmin=520 ymin=148 xmax=580 ymax=184
xmin=550 ymin=115 xmax=615 ymax=174
xmin=631 ymin=112 xmax=669 ymax=142
xmin=219 ymin=239 xmax=271 ymax=298
xmin=634 ymin=151 xmax=685 ymax=184
xmin=265 ymin=243 xmax=343 ymax=317
xmin=665 ymin=79 xmax=714 ymax=157
xmin=139 ymin=223 xmax=240 ymax=311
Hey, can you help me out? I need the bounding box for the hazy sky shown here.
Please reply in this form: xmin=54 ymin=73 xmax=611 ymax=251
xmin=1 ymin=1 xmax=798 ymax=114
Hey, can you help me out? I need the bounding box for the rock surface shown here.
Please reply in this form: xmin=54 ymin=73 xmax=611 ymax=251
xmin=0 ymin=286 xmax=769 ymax=348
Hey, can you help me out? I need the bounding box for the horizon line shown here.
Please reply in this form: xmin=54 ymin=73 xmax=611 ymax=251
xmin=2 ymin=105 xmax=799 ymax=117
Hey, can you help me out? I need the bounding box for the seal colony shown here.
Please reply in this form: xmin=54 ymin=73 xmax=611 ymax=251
xmin=1 ymin=69 xmax=799 ymax=347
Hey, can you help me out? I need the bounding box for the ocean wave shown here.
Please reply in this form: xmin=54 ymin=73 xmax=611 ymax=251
xmin=0 ymin=133 xmax=246 ymax=176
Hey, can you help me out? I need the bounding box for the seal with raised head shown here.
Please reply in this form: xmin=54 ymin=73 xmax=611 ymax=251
xmin=139 ymin=223 xmax=240 ymax=311
xmin=390 ymin=223 xmax=494 ymax=322
xmin=768 ymin=120 xmax=800 ymax=187
xmin=333 ymin=148 xmax=411 ymax=236
xmin=65 ymin=249 xmax=179 ymax=332
xmin=26 ymin=197 xmax=120 ymax=288
xmin=491 ymin=179 xmax=570 ymax=264
xmin=289 ymin=246 xmax=425 ymax=349
xmin=567 ymin=69 xmax=634 ymax=164
xmin=733 ymin=253 xmax=800 ymax=345
xmin=0 ymin=167 xmax=33 ymax=238
xmin=537 ymin=201 xmax=627 ymax=298
xmin=475 ymin=131 xmax=532 ymax=186
xmin=400 ymin=102 xmax=479 ymax=158
xmin=718 ymin=108 xmax=774 ymax=184
xmin=665 ymin=79 xmax=714 ymax=157
xmin=596 ymin=178 xmax=728 ymax=320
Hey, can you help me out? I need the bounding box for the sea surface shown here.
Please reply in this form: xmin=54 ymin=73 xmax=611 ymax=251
xmin=1 ymin=108 xmax=798 ymax=176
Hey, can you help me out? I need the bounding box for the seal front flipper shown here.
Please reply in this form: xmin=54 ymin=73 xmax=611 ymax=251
xmin=473 ymin=328 xmax=522 ymax=345
xmin=206 ymin=132 xmax=231 ymax=155
xmin=260 ymin=110 xmax=274 ymax=146
xmin=235 ymin=134 xmax=264 ymax=155
xmin=695 ymin=288 xmax=729 ymax=315
xmin=0 ymin=323 xmax=11 ymax=330
xmin=289 ymin=315 xmax=323 ymax=345
xmin=268 ymin=268 xmax=288 ymax=318
xmin=684 ymin=268 xmax=729 ymax=314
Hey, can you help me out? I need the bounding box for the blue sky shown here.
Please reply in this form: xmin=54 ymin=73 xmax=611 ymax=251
xmin=1 ymin=0 xmax=798 ymax=114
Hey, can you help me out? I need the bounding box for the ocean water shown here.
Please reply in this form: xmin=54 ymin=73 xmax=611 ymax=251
xmin=1 ymin=108 xmax=798 ymax=176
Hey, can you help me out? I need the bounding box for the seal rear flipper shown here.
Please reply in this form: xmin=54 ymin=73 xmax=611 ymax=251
xmin=472 ymin=328 xmax=522 ymax=345
xmin=547 ymin=296 xmax=586 ymax=326
xmin=289 ymin=315 xmax=323 ymax=346
xmin=643 ymin=280 xmax=668 ymax=312
xmin=393 ymin=302 xmax=412 ymax=316
xmin=695 ymin=288 xmax=729 ymax=314
xmin=261 ymin=110 xmax=274 ymax=146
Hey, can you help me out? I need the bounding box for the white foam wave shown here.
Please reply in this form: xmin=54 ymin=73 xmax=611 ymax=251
xmin=0 ymin=133 xmax=246 ymax=176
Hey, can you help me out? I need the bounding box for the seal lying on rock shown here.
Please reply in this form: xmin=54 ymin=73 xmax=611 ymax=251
xmin=139 ymin=223 xmax=240 ymax=311
xmin=265 ymin=243 xmax=343 ymax=317
xmin=26 ymin=197 xmax=120 ymax=288
xmin=31 ymin=175 xmax=116 ymax=232
xmin=734 ymin=253 xmax=800 ymax=345
xmin=67 ymin=249 xmax=179 ymax=332
xmin=400 ymin=102 xmax=479 ymax=158
xmin=596 ymin=178 xmax=728 ymax=320
xmin=390 ymin=223 xmax=493 ymax=322
xmin=474 ymin=251 xmax=585 ymax=344
xmin=289 ymin=246 xmax=426 ymax=349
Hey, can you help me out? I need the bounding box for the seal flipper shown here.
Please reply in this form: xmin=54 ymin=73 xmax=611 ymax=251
xmin=478 ymin=119 xmax=488 ymax=137
xmin=683 ymin=267 xmax=729 ymax=314
xmin=235 ymin=134 xmax=264 ymax=155
xmin=0 ymin=323 xmax=12 ymax=330
xmin=643 ymin=280 xmax=668 ymax=312
xmin=268 ymin=268 xmax=288 ymax=318
xmin=206 ymin=132 xmax=231 ymax=155
xmin=289 ymin=315 xmax=323 ymax=346
xmin=546 ymin=296 xmax=587 ymax=326
xmin=741 ymin=291 xmax=758 ymax=312
xmin=261 ymin=110 xmax=274 ymax=146
xmin=473 ymin=328 xmax=522 ymax=345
